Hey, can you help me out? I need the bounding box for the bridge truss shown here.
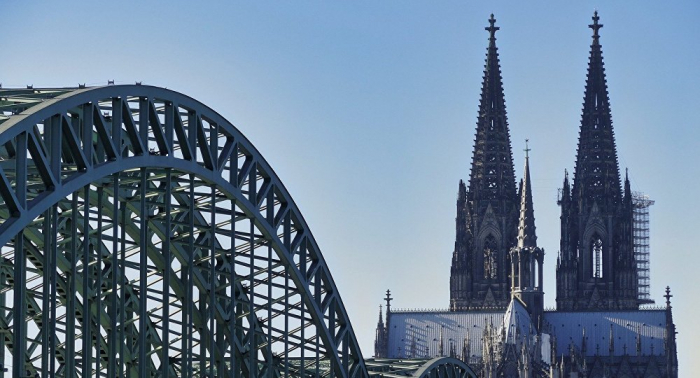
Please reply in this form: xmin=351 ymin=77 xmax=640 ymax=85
xmin=365 ymin=358 xmax=477 ymax=378
xmin=0 ymin=85 xmax=367 ymax=377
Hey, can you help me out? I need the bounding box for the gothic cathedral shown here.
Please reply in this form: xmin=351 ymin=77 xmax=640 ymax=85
xmin=375 ymin=12 xmax=678 ymax=378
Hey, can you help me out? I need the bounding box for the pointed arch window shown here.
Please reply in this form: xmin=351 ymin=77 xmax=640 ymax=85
xmin=483 ymin=235 xmax=498 ymax=279
xmin=592 ymin=236 xmax=603 ymax=278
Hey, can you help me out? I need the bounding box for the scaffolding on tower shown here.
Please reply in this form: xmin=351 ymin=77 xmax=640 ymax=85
xmin=633 ymin=192 xmax=655 ymax=304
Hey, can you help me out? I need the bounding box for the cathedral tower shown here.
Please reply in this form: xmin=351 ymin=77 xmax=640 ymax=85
xmin=556 ymin=12 xmax=638 ymax=311
xmin=451 ymin=14 xmax=519 ymax=310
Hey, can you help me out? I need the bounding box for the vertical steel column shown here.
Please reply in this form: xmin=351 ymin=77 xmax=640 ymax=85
xmin=119 ymin=196 xmax=127 ymax=378
xmin=12 ymin=132 xmax=27 ymax=378
xmin=49 ymin=114 xmax=61 ymax=378
xmin=266 ymin=187 xmax=273 ymax=376
xmin=228 ymin=136 xmax=238 ymax=378
xmin=82 ymin=183 xmax=92 ymax=378
xmin=82 ymin=100 xmax=95 ymax=377
xmin=108 ymin=97 xmax=122 ymax=378
xmin=229 ymin=196 xmax=238 ymax=378
xmin=328 ymin=277 xmax=337 ymax=375
xmin=185 ymin=173 xmax=195 ymax=378
xmin=284 ymin=256 xmax=290 ymax=378
xmin=138 ymin=96 xmax=150 ymax=378
xmin=40 ymin=116 xmax=56 ymax=377
xmin=49 ymin=116 xmax=62 ymax=378
xmin=209 ymin=184 xmax=216 ymax=378
xmin=315 ymin=269 xmax=321 ymax=377
xmin=266 ymin=235 xmax=272 ymax=375
xmin=40 ymin=206 xmax=51 ymax=378
xmin=95 ymin=186 xmax=104 ymax=377
xmin=209 ymin=122 xmax=218 ymax=377
xmin=67 ymin=191 xmax=78 ymax=377
xmin=342 ymin=314 xmax=349 ymax=374
xmin=162 ymin=100 xmax=174 ymax=378
xmin=248 ymin=162 xmax=257 ymax=378
xmin=138 ymin=167 xmax=148 ymax=378
xmin=0 ymin=264 xmax=6 ymax=378
xmin=161 ymin=169 xmax=172 ymax=377
xmin=248 ymin=219 xmax=256 ymax=378
xmin=299 ymin=234 xmax=306 ymax=378
xmin=108 ymin=172 xmax=120 ymax=378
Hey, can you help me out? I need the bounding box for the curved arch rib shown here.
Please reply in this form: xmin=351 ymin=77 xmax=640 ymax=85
xmin=0 ymin=85 xmax=367 ymax=378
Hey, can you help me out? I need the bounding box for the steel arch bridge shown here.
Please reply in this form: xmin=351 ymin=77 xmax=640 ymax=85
xmin=0 ymin=85 xmax=368 ymax=378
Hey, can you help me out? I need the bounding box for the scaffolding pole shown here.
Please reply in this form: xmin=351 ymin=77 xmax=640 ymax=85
xmin=632 ymin=191 xmax=655 ymax=304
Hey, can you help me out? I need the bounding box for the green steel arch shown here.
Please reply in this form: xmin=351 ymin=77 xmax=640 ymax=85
xmin=0 ymin=85 xmax=367 ymax=377
xmin=365 ymin=357 xmax=477 ymax=378
xmin=411 ymin=357 xmax=476 ymax=378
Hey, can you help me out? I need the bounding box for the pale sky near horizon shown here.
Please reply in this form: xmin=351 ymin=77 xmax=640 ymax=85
xmin=2 ymin=1 xmax=699 ymax=375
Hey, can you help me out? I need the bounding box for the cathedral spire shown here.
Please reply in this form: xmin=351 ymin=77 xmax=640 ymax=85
xmin=468 ymin=13 xmax=517 ymax=212
xmin=517 ymin=140 xmax=537 ymax=249
xmin=451 ymin=14 xmax=518 ymax=311
xmin=572 ymin=10 xmax=622 ymax=209
xmin=557 ymin=11 xmax=638 ymax=312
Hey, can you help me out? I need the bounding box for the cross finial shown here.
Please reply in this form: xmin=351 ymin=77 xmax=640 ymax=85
xmin=486 ymin=14 xmax=499 ymax=39
xmin=385 ymin=289 xmax=393 ymax=310
xmin=524 ymin=139 xmax=531 ymax=159
xmin=664 ymin=286 xmax=672 ymax=309
xmin=589 ymin=10 xmax=603 ymax=39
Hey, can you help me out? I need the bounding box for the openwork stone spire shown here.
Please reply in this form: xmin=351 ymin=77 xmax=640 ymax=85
xmin=557 ymin=12 xmax=638 ymax=311
xmin=517 ymin=140 xmax=537 ymax=249
xmin=468 ymin=13 xmax=517 ymax=215
xmin=572 ymin=10 xmax=622 ymax=211
xmin=451 ymin=14 xmax=518 ymax=311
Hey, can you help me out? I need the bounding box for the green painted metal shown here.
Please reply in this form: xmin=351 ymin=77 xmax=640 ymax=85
xmin=0 ymin=85 xmax=367 ymax=377
xmin=365 ymin=357 xmax=477 ymax=378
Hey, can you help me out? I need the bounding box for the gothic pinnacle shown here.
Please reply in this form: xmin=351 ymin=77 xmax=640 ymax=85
xmin=517 ymin=140 xmax=537 ymax=249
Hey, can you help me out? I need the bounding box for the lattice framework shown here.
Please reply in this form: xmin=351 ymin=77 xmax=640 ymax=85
xmin=0 ymin=85 xmax=366 ymax=377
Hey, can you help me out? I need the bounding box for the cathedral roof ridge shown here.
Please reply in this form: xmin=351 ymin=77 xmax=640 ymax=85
xmin=391 ymin=307 xmax=509 ymax=314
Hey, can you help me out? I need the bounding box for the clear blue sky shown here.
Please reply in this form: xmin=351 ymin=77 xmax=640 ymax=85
xmin=2 ymin=1 xmax=699 ymax=375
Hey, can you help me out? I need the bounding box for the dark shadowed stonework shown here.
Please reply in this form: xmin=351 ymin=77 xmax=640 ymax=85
xmin=449 ymin=14 xmax=519 ymax=312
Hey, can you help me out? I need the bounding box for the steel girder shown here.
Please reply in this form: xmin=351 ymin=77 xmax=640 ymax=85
xmin=365 ymin=357 xmax=477 ymax=378
xmin=0 ymin=85 xmax=367 ymax=377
